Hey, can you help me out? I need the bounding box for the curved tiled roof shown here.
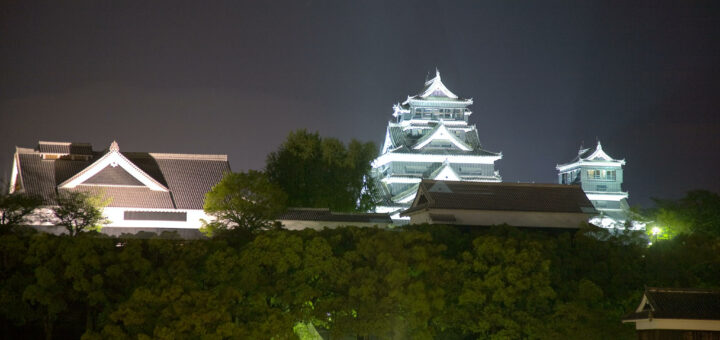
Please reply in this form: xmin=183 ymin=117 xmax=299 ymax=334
xmin=623 ymin=287 xmax=720 ymax=321
xmin=403 ymin=180 xmax=596 ymax=215
xmin=13 ymin=142 xmax=230 ymax=209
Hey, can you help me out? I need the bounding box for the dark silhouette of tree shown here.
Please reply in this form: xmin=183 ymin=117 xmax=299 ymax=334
xmin=0 ymin=193 xmax=43 ymax=230
xmin=266 ymin=129 xmax=378 ymax=212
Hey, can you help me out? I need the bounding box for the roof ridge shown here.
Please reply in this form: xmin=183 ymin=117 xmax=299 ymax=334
xmin=15 ymin=147 xmax=36 ymax=154
xmin=647 ymin=287 xmax=720 ymax=294
xmin=421 ymin=179 xmax=580 ymax=188
xmin=149 ymin=153 xmax=228 ymax=161
xmin=38 ymin=141 xmax=92 ymax=146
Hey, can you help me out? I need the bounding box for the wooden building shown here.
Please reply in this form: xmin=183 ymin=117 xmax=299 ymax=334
xmin=623 ymin=287 xmax=720 ymax=340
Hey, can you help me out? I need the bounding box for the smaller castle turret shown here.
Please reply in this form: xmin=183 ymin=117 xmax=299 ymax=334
xmin=557 ymin=141 xmax=630 ymax=227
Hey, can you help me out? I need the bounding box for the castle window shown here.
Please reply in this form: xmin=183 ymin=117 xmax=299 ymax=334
xmin=605 ymin=170 xmax=616 ymax=180
xmin=587 ymin=170 xmax=601 ymax=179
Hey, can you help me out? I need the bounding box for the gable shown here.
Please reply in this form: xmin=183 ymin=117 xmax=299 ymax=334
xmin=82 ymin=164 xmax=145 ymax=186
xmin=418 ymin=71 xmax=459 ymax=99
xmin=59 ymin=147 xmax=168 ymax=191
xmin=413 ymin=124 xmax=472 ymax=151
xmin=433 ymin=164 xmax=460 ymax=181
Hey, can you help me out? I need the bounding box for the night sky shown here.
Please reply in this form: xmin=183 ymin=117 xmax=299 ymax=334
xmin=1 ymin=1 xmax=719 ymax=208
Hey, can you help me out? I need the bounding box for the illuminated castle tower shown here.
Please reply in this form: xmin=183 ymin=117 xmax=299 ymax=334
xmin=372 ymin=70 xmax=502 ymax=220
xmin=556 ymin=141 xmax=630 ymax=227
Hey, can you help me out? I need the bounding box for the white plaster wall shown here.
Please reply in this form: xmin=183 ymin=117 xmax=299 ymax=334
xmin=23 ymin=207 xmax=211 ymax=229
xmin=103 ymin=207 xmax=210 ymax=229
xmin=633 ymin=319 xmax=720 ymax=331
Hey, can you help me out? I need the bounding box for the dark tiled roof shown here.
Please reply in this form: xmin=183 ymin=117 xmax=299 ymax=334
xmin=16 ymin=153 xmax=56 ymax=204
xmin=14 ymin=142 xmax=230 ymax=210
xmin=278 ymin=208 xmax=392 ymax=224
xmin=38 ymin=141 xmax=93 ymax=155
xmin=66 ymin=186 xmax=175 ymax=209
xmin=624 ymin=287 xmax=720 ymax=321
xmin=55 ymin=159 xmax=94 ymax=184
xmin=388 ymin=126 xmax=405 ymax=148
xmin=83 ymin=165 xmax=145 ymax=186
xmin=154 ymin=158 xmax=230 ymax=209
xmin=403 ymin=180 xmax=596 ymax=215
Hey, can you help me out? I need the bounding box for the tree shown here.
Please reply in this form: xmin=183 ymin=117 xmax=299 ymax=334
xmin=442 ymin=235 xmax=556 ymax=338
xmin=203 ymin=170 xmax=287 ymax=233
xmin=0 ymin=193 xmax=43 ymax=230
xmin=650 ymin=190 xmax=720 ymax=237
xmin=52 ymin=191 xmax=109 ymax=237
xmin=265 ymin=129 xmax=378 ymax=212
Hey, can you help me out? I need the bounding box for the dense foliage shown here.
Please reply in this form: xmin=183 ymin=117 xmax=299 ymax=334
xmin=0 ymin=193 xmax=43 ymax=230
xmin=266 ymin=130 xmax=378 ymax=212
xmin=53 ymin=191 xmax=110 ymax=236
xmin=203 ymin=171 xmax=288 ymax=234
xmin=2 ymin=225 xmax=718 ymax=339
xmin=648 ymin=190 xmax=720 ymax=238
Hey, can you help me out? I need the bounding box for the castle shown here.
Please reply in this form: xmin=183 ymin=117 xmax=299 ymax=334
xmin=372 ymin=70 xmax=632 ymax=227
xmin=371 ymin=70 xmax=502 ymax=221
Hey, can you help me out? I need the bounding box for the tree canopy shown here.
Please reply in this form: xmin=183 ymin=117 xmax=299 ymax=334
xmin=52 ymin=191 xmax=110 ymax=237
xmin=649 ymin=190 xmax=720 ymax=238
xmin=203 ymin=170 xmax=287 ymax=233
xmin=0 ymin=193 xmax=43 ymax=230
xmin=2 ymin=189 xmax=720 ymax=339
xmin=2 ymin=223 xmax=719 ymax=339
xmin=265 ymin=129 xmax=378 ymax=212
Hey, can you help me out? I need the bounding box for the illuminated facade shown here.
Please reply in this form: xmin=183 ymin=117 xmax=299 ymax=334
xmin=372 ymin=70 xmax=502 ymax=220
xmin=556 ymin=141 xmax=631 ymax=227
xmin=9 ymin=141 xmax=230 ymax=237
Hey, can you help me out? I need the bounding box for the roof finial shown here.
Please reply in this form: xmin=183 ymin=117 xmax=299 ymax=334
xmin=435 ymin=67 xmax=440 ymax=79
xmin=109 ymin=140 xmax=119 ymax=152
xmin=597 ymin=139 xmax=602 ymax=150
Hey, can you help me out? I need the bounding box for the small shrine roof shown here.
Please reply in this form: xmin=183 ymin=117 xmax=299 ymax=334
xmin=623 ymin=287 xmax=720 ymax=321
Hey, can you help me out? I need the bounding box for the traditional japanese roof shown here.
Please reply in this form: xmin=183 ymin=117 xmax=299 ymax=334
xmin=412 ymin=123 xmax=472 ymax=151
xmin=392 ymin=184 xmax=421 ymax=204
xmin=37 ymin=141 xmax=93 ymax=155
xmin=429 ymin=161 xmax=461 ymax=181
xmin=382 ymin=123 xmax=500 ymax=157
xmin=12 ymin=141 xmax=230 ymax=210
xmin=557 ymin=141 xmax=626 ymax=170
xmin=402 ymin=70 xmax=473 ymax=105
xmin=277 ymin=208 xmax=392 ymax=224
xmin=623 ymin=287 xmax=720 ymax=321
xmin=402 ymin=180 xmax=596 ymax=215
